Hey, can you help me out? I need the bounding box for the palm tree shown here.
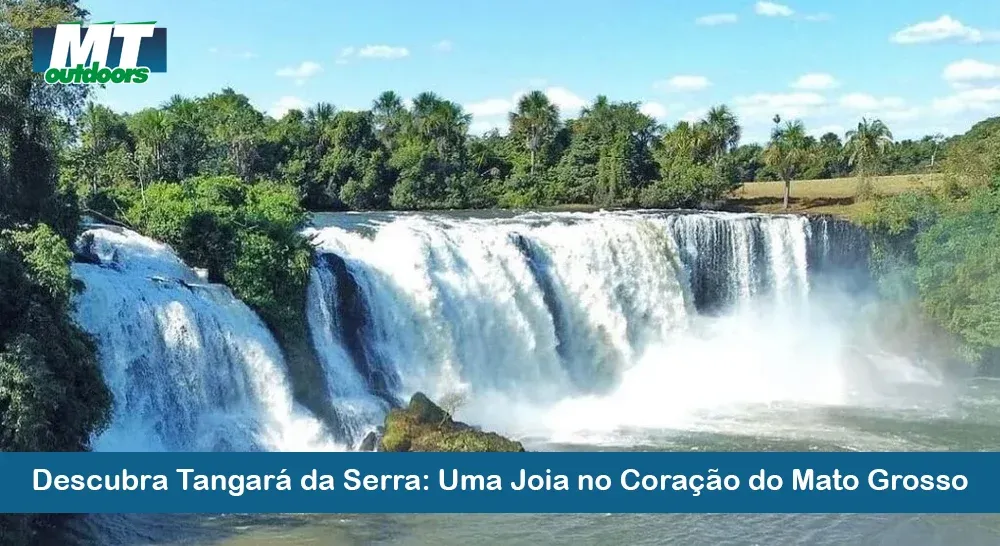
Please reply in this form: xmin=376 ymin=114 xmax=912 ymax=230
xmin=661 ymin=121 xmax=702 ymax=160
xmin=410 ymin=91 xmax=444 ymax=139
xmin=305 ymin=103 xmax=336 ymax=127
xmin=128 ymin=108 xmax=170 ymax=195
xmin=845 ymin=118 xmax=893 ymax=199
xmin=700 ymin=105 xmax=741 ymax=160
xmin=763 ymin=120 xmax=811 ymax=210
xmin=371 ymin=91 xmax=406 ymax=150
xmin=508 ymin=90 xmax=560 ymax=174
xmin=426 ymin=100 xmax=471 ymax=158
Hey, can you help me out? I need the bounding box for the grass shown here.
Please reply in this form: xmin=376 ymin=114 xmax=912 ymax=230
xmin=726 ymin=173 xmax=944 ymax=220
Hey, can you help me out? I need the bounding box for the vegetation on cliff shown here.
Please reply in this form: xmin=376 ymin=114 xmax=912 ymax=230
xmin=0 ymin=1 xmax=113 ymax=541
xmin=379 ymin=393 xmax=525 ymax=452
xmin=859 ymin=117 xmax=1000 ymax=370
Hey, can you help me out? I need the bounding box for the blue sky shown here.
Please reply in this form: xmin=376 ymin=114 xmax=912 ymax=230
xmin=86 ymin=0 xmax=1000 ymax=142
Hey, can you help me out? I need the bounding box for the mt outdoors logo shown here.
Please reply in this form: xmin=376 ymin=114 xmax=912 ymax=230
xmin=32 ymin=22 xmax=167 ymax=84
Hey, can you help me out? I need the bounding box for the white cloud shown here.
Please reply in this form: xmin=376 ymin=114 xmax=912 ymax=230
xmin=208 ymin=47 xmax=219 ymax=54
xmin=943 ymin=59 xmax=1000 ymax=83
xmin=839 ymin=93 xmax=906 ymax=111
xmin=465 ymin=98 xmax=512 ymax=118
xmin=434 ymin=40 xmax=453 ymax=52
xmin=655 ymin=75 xmax=711 ymax=92
xmin=680 ymin=108 xmax=708 ymax=123
xmin=545 ymin=86 xmax=588 ymax=113
xmin=269 ymin=96 xmax=308 ymax=118
xmin=804 ymin=13 xmax=832 ymax=22
xmin=696 ymin=13 xmax=738 ymax=26
xmin=880 ymin=107 xmax=923 ymax=122
xmin=640 ymin=102 xmax=668 ymax=119
xmin=792 ymin=73 xmax=839 ymax=90
xmin=733 ymin=92 xmax=826 ymax=120
xmin=755 ymin=2 xmax=794 ymax=17
xmin=837 ymin=94 xmax=918 ymax=123
xmin=275 ymin=61 xmax=322 ymax=85
xmin=358 ymin=45 xmax=410 ymax=59
xmin=933 ymin=86 xmax=1000 ymax=114
xmin=469 ymin=119 xmax=506 ymax=135
xmin=891 ymin=15 xmax=999 ymax=44
xmin=813 ymin=124 xmax=845 ymax=137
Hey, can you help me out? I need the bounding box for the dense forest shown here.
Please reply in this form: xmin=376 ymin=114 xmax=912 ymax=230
xmin=67 ymin=87 xmax=950 ymax=216
xmin=859 ymin=116 xmax=1000 ymax=372
xmin=2 ymin=0 xmax=1000 ymax=539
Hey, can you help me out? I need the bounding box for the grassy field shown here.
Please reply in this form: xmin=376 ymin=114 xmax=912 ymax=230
xmin=726 ymin=173 xmax=943 ymax=219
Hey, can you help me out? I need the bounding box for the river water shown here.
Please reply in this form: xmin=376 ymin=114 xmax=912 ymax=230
xmin=64 ymin=210 xmax=1000 ymax=545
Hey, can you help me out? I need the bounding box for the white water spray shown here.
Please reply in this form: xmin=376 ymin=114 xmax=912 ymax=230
xmin=304 ymin=211 xmax=942 ymax=446
xmin=73 ymin=226 xmax=341 ymax=452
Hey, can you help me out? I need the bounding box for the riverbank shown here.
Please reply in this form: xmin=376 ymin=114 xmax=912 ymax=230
xmin=725 ymin=173 xmax=943 ymax=219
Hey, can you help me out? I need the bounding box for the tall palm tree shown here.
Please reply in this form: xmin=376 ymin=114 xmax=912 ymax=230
xmin=425 ymin=100 xmax=471 ymax=158
xmin=661 ymin=121 xmax=702 ymax=160
xmin=845 ymin=118 xmax=893 ymax=199
xmin=700 ymin=105 xmax=741 ymax=160
xmin=371 ymin=90 xmax=406 ymax=150
xmin=508 ymin=90 xmax=560 ymax=174
xmin=305 ymin=103 xmax=336 ymax=128
xmin=763 ymin=120 xmax=810 ymax=210
xmin=128 ymin=108 xmax=170 ymax=194
xmin=845 ymin=118 xmax=893 ymax=177
xmin=410 ymin=91 xmax=444 ymax=139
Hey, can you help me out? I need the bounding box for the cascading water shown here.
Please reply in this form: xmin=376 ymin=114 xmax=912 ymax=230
xmin=68 ymin=211 xmax=932 ymax=453
xmin=72 ymin=226 xmax=341 ymax=452
xmin=302 ymin=210 xmax=931 ymax=447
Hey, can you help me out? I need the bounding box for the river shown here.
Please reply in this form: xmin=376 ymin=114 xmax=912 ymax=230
xmin=63 ymin=210 xmax=1000 ymax=545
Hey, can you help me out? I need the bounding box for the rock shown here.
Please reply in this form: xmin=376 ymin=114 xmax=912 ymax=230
xmin=73 ymin=233 xmax=102 ymax=265
xmin=379 ymin=392 xmax=525 ymax=452
xmin=359 ymin=431 xmax=378 ymax=452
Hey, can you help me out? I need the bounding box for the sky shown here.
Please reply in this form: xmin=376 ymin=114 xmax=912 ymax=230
xmin=85 ymin=0 xmax=1000 ymax=143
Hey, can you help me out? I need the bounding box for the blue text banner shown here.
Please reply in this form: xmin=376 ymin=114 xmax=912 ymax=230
xmin=0 ymin=452 xmax=994 ymax=514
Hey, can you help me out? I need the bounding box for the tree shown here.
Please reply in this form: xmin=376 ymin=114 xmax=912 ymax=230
xmin=371 ymin=91 xmax=407 ymax=151
xmin=436 ymin=390 xmax=468 ymax=427
xmin=508 ymin=90 xmax=560 ymax=174
xmin=128 ymin=107 xmax=171 ymax=196
xmin=699 ymin=105 xmax=741 ymax=161
xmin=845 ymin=118 xmax=893 ymax=200
xmin=763 ymin=119 xmax=811 ymax=210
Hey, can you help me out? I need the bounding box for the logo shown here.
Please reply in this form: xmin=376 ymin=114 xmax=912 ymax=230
xmin=32 ymin=22 xmax=167 ymax=84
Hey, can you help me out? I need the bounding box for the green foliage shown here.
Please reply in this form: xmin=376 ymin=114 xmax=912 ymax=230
xmin=942 ymin=117 xmax=1000 ymax=192
xmin=846 ymin=118 xmax=894 ymax=200
xmin=56 ymin=83 xmax=986 ymax=216
xmin=641 ymin=155 xmax=718 ymax=208
xmin=1 ymin=0 xmax=111 ymax=500
xmin=128 ymin=176 xmax=313 ymax=332
xmin=860 ymin=130 xmax=1000 ymax=368
xmin=0 ymin=225 xmax=112 ymax=454
xmin=915 ymin=188 xmax=1000 ymax=356
xmin=763 ymin=120 xmax=811 ymax=209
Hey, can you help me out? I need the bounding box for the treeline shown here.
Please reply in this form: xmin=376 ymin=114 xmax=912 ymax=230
xmin=67 ymin=88 xmax=948 ymax=216
xmin=860 ymin=117 xmax=1000 ymax=371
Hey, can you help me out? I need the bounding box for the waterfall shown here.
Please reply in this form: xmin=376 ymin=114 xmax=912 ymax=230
xmin=302 ymin=211 xmax=884 ymax=444
xmin=70 ymin=211 xmax=890 ymax=451
xmin=72 ymin=226 xmax=341 ymax=452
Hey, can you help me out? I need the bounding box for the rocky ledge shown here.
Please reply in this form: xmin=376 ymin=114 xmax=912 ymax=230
xmin=362 ymin=392 xmax=524 ymax=452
